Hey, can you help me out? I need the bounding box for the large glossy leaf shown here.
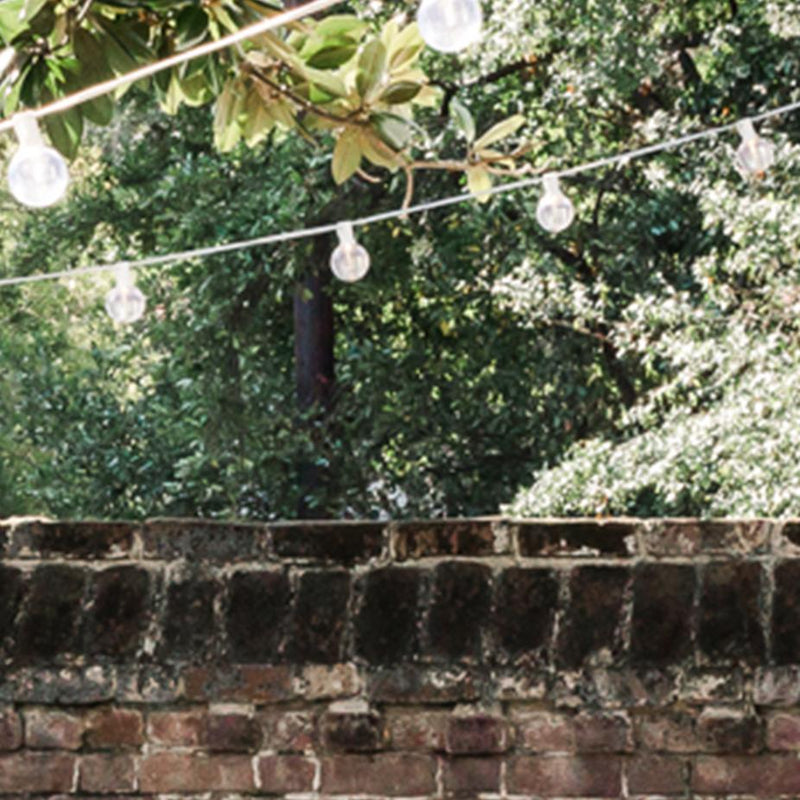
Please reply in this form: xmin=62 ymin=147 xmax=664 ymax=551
xmin=473 ymin=114 xmax=526 ymax=151
xmin=356 ymin=39 xmax=386 ymax=99
xmin=45 ymin=105 xmax=83 ymax=159
xmin=331 ymin=128 xmax=361 ymax=184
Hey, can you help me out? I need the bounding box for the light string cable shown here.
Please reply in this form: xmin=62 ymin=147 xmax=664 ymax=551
xmin=0 ymin=98 xmax=799 ymax=289
xmin=0 ymin=0 xmax=342 ymax=136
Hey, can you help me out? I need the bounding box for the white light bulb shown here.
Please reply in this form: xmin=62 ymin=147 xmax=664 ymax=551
xmin=7 ymin=112 xmax=69 ymax=208
xmin=105 ymin=265 xmax=146 ymax=324
xmin=417 ymin=0 xmax=482 ymax=53
xmin=536 ymin=173 xmax=575 ymax=233
xmin=330 ymin=222 xmax=370 ymax=282
xmin=736 ymin=118 xmax=775 ymax=176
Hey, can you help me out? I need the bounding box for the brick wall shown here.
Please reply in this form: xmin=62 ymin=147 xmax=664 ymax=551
xmin=0 ymin=517 xmax=799 ymax=798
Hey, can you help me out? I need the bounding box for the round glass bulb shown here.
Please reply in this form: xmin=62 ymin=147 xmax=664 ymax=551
xmin=536 ymin=174 xmax=575 ymax=233
xmin=7 ymin=145 xmax=69 ymax=208
xmin=105 ymin=284 xmax=146 ymax=324
xmin=417 ymin=0 xmax=482 ymax=53
xmin=735 ymin=118 xmax=775 ymax=176
xmin=331 ymin=242 xmax=371 ymax=282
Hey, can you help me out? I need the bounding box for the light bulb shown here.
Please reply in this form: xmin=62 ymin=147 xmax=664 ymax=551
xmin=105 ymin=265 xmax=146 ymax=324
xmin=536 ymin=173 xmax=575 ymax=233
xmin=736 ymin=118 xmax=775 ymax=176
xmin=7 ymin=112 xmax=69 ymax=207
xmin=330 ymin=222 xmax=370 ymax=282
xmin=417 ymin=0 xmax=482 ymax=53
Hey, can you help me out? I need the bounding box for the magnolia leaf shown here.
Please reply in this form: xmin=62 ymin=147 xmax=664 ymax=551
xmin=174 ymin=5 xmax=209 ymax=51
xmin=332 ymin=129 xmax=362 ymax=183
xmin=380 ymin=80 xmax=421 ymax=104
xmin=214 ymin=79 xmax=244 ymax=152
xmin=303 ymin=66 xmax=347 ymax=98
xmin=161 ymin=72 xmax=184 ymax=115
xmin=243 ymin=89 xmax=274 ymax=145
xmin=82 ymin=92 xmax=114 ymax=125
xmin=356 ymin=39 xmax=386 ymax=99
xmin=45 ymin=106 xmax=83 ymax=160
xmin=466 ymin=165 xmax=492 ymax=202
xmin=315 ymin=15 xmax=368 ymax=40
xmin=473 ymin=114 xmax=525 ymax=151
xmin=306 ymin=42 xmax=358 ymax=69
xmin=451 ymin=97 xmax=475 ymax=143
xmin=358 ymin=129 xmax=400 ymax=170
xmin=73 ymin=29 xmax=112 ymax=85
xmin=21 ymin=0 xmax=48 ymax=22
xmin=372 ymin=112 xmax=412 ymax=150
xmin=388 ymin=22 xmax=424 ymax=70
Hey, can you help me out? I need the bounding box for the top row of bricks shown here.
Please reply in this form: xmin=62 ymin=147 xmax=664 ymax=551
xmin=1 ymin=518 xmax=799 ymax=562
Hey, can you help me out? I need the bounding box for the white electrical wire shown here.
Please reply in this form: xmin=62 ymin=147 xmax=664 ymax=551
xmin=0 ymin=99 xmax=798 ymax=290
xmin=0 ymin=0 xmax=341 ymax=135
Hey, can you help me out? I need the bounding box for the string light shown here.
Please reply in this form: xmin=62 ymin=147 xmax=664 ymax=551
xmin=105 ymin=264 xmax=146 ymax=323
xmin=736 ymin=118 xmax=775 ymax=176
xmin=536 ymin=173 xmax=574 ymax=233
xmin=7 ymin=112 xmax=69 ymax=207
xmin=330 ymin=222 xmax=370 ymax=282
xmin=417 ymin=0 xmax=482 ymax=53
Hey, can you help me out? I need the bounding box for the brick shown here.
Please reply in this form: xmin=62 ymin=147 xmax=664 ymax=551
xmin=427 ymin=562 xmax=491 ymax=660
xmin=443 ymin=757 xmax=501 ymax=794
xmin=697 ymin=708 xmax=762 ymax=753
xmin=698 ymin=562 xmax=764 ymax=663
xmin=321 ymin=753 xmax=436 ymax=796
xmin=183 ymin=664 xmax=293 ymax=703
xmin=85 ymin=708 xmax=144 ymax=749
xmin=386 ymin=710 xmax=448 ymax=750
xmin=355 ymin=568 xmax=421 ymax=665
xmin=494 ymin=567 xmax=558 ymax=660
xmin=139 ymin=753 xmax=255 ymax=792
xmin=79 ymin=754 xmax=136 ymax=793
xmin=636 ymin=712 xmax=697 ymax=753
xmin=2 ymin=665 xmax=116 ymax=704
xmin=393 ymin=520 xmax=495 ymax=560
xmin=368 ymin=666 xmax=479 ymax=704
xmin=9 ymin=521 xmax=135 ymax=559
xmin=574 ymin=712 xmax=632 ymax=752
xmin=754 ymin=666 xmax=800 ymax=706
xmin=766 ymin=712 xmax=800 ymax=750
xmin=287 ymin=570 xmax=349 ymax=663
xmin=85 ymin=567 xmax=150 ymax=659
xmin=557 ymin=566 xmax=629 ymax=668
xmin=161 ymin=576 xmax=218 ymax=660
xmin=147 ymin=710 xmax=205 ymax=746
xmin=693 ymin=755 xmax=800 ymax=794
xmin=205 ymin=714 xmax=262 ymax=752
xmin=15 ymin=565 xmax=85 ymax=662
xmin=271 ymin=521 xmax=384 ymax=562
xmin=322 ymin=703 xmax=386 ymax=752
xmin=25 ymin=709 xmax=83 ymax=749
xmin=0 ymin=566 xmax=25 ymax=651
xmin=514 ymin=712 xmax=573 ymax=752
xmin=518 ymin=520 xmax=637 ymax=557
xmin=507 ymin=754 xmax=622 ymax=796
xmin=679 ymin=669 xmax=744 ymax=704
xmin=0 ymin=752 xmax=75 ymax=792
xmin=115 ymin=665 xmax=181 ymax=704
xmin=259 ymin=710 xmax=316 ymax=752
xmin=298 ymin=663 xmax=362 ymax=700
xmin=631 ymin=564 xmax=694 ymax=665
xmin=588 ymin=667 xmax=678 ymax=708
xmin=773 ymin=560 xmax=800 ymax=663
xmin=226 ymin=570 xmax=290 ymax=662
xmin=257 ymin=755 xmax=316 ymax=793
xmin=643 ymin=520 xmax=772 ymax=556
xmin=446 ymin=714 xmax=509 ymax=754
xmin=0 ymin=708 xmax=21 ymax=750
xmin=627 ymin=755 xmax=687 ymax=794
xmin=142 ymin=518 xmax=268 ymax=560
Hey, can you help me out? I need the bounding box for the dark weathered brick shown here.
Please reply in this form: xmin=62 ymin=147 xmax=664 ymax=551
xmin=393 ymin=520 xmax=495 ymax=560
xmin=0 ymin=708 xmax=21 ymax=750
xmin=445 ymin=715 xmax=509 ymax=754
xmin=182 ymin=664 xmax=293 ymax=703
xmin=427 ymin=562 xmax=491 ymax=660
xmin=507 ymin=754 xmax=622 ymax=796
xmin=321 ymin=753 xmax=437 ymax=796
xmin=0 ymin=752 xmax=76 ymax=793
xmin=79 ymin=754 xmax=136 ymax=793
xmin=627 ymin=755 xmax=688 ymax=794
xmin=161 ymin=577 xmax=218 ymax=660
xmin=205 ymin=714 xmax=262 ymax=752
xmin=272 ymin=522 xmax=383 ymax=562
xmin=140 ymin=752 xmax=255 ymax=792
xmin=322 ymin=705 xmax=386 ymax=752
xmin=697 ymin=708 xmax=762 ymax=753
xmin=287 ymin=570 xmax=349 ymax=663
xmin=85 ymin=567 xmax=150 ymax=658
xmin=355 ymin=568 xmax=421 ymax=664
xmin=0 ymin=566 xmax=25 ymax=653
xmin=631 ymin=564 xmax=694 ymax=665
xmin=643 ymin=520 xmax=772 ymax=556
xmin=226 ymin=570 xmax=290 ymax=662
xmin=517 ymin=520 xmax=636 ymax=557
xmin=494 ymin=568 xmax=558 ymax=660
xmin=142 ymin=518 xmax=268 ymax=561
xmin=443 ymin=757 xmax=501 ymax=794
xmin=15 ymin=566 xmax=85 ymax=663
xmin=698 ymin=562 xmax=765 ymax=663
xmin=368 ymin=666 xmax=479 ymax=704
xmin=773 ymin=560 xmax=800 ymax=664
xmin=693 ymin=755 xmax=800 ymax=794
xmin=257 ymin=755 xmax=316 ymax=793
xmin=10 ymin=521 xmax=135 ymax=559
xmin=557 ymin=566 xmax=629 ymax=668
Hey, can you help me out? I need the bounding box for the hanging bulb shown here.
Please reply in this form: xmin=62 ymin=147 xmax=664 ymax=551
xmin=736 ymin=118 xmax=775 ymax=176
xmin=105 ymin=264 xmax=146 ymax=324
xmin=330 ymin=222 xmax=370 ymax=282
xmin=7 ymin=112 xmax=69 ymax=207
xmin=536 ymin=173 xmax=575 ymax=233
xmin=417 ymin=0 xmax=482 ymax=53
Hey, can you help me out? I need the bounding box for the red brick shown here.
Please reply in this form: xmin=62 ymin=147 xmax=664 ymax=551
xmin=507 ymin=755 xmax=622 ymax=797
xmin=139 ymin=753 xmax=255 ymax=792
xmin=697 ymin=708 xmax=762 ymax=753
xmin=25 ymin=709 xmax=84 ymax=750
xmin=79 ymin=754 xmax=136 ymax=793
xmin=85 ymin=708 xmax=144 ymax=749
xmin=574 ymin=712 xmax=632 ymax=752
xmin=445 ymin=714 xmax=509 ymax=754
xmin=259 ymin=710 xmax=316 ymax=752
xmin=322 ymin=705 xmax=386 ymax=752
xmin=767 ymin=712 xmax=800 ymax=750
xmin=514 ymin=712 xmax=574 ymax=752
xmin=321 ymin=754 xmax=436 ymax=796
xmin=443 ymin=757 xmax=501 ymax=793
xmin=0 ymin=709 xmax=22 ymax=751
xmin=386 ymin=710 xmax=448 ymax=751
xmin=636 ymin=712 xmax=697 ymax=752
xmin=754 ymin=666 xmax=800 ymax=706
xmin=147 ymin=710 xmax=205 ymax=746
xmin=693 ymin=755 xmax=800 ymax=794
xmin=183 ymin=664 xmax=293 ymax=702
xmin=627 ymin=755 xmax=687 ymax=794
xmin=257 ymin=755 xmax=316 ymax=793
xmin=205 ymin=713 xmax=261 ymax=752
xmin=298 ymin=663 xmax=362 ymax=700
xmin=0 ymin=752 xmax=75 ymax=793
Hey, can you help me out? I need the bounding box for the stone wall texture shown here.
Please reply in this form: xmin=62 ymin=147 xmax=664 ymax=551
xmin=0 ymin=517 xmax=799 ymax=798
